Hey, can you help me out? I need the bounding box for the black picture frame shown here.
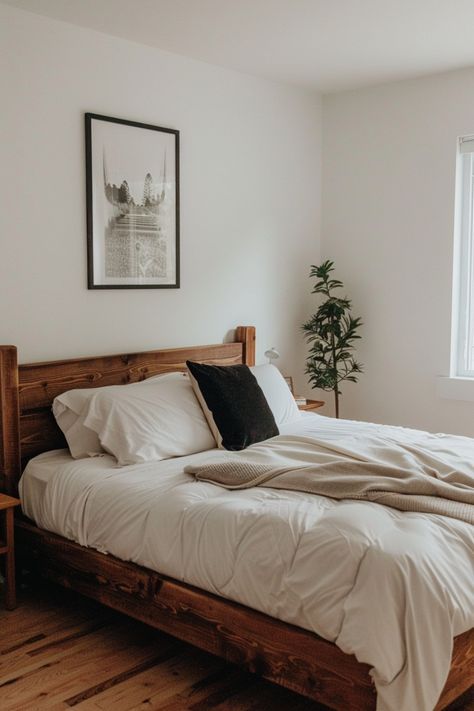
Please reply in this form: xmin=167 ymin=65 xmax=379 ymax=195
xmin=85 ymin=113 xmax=180 ymax=289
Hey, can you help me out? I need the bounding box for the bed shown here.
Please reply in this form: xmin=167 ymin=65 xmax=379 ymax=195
xmin=0 ymin=326 xmax=472 ymax=711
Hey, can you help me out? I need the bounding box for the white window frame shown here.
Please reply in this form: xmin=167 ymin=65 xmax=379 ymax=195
xmin=451 ymin=136 xmax=474 ymax=378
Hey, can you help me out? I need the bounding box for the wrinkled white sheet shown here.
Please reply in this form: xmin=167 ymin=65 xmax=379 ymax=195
xmin=20 ymin=414 xmax=474 ymax=711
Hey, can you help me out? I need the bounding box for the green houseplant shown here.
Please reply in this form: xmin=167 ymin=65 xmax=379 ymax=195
xmin=302 ymin=260 xmax=363 ymax=418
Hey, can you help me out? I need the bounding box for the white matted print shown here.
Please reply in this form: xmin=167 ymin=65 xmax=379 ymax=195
xmin=86 ymin=114 xmax=179 ymax=289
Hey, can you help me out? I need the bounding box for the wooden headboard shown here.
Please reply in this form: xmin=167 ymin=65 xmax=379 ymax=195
xmin=0 ymin=326 xmax=255 ymax=497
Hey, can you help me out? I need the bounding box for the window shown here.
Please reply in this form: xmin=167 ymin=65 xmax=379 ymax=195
xmin=452 ymin=136 xmax=474 ymax=377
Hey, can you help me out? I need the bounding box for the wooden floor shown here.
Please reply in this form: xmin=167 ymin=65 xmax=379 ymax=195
xmin=0 ymin=580 xmax=329 ymax=710
xmin=1 ymin=582 xmax=473 ymax=711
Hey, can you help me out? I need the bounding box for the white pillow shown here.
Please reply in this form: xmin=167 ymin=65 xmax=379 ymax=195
xmin=52 ymin=372 xmax=203 ymax=460
xmin=53 ymin=388 xmax=105 ymax=458
xmin=250 ymin=364 xmax=301 ymax=426
xmin=82 ymin=372 xmax=216 ymax=465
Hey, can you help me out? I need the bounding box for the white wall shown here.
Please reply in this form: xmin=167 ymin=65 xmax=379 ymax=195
xmin=0 ymin=4 xmax=321 ymax=393
xmin=323 ymin=67 xmax=474 ymax=435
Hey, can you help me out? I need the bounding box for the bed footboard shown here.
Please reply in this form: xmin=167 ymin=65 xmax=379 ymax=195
xmin=16 ymin=518 xmax=377 ymax=711
xmin=15 ymin=518 xmax=474 ymax=711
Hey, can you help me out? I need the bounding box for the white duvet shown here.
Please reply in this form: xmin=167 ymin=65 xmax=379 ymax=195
xmin=20 ymin=414 xmax=474 ymax=711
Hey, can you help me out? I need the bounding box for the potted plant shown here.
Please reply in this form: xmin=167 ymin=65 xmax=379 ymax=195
xmin=302 ymin=260 xmax=363 ymax=418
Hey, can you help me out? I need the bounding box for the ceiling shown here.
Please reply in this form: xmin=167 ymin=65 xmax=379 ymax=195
xmin=4 ymin=0 xmax=474 ymax=92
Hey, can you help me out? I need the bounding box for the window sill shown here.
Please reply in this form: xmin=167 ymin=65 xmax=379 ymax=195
xmin=437 ymin=376 xmax=474 ymax=402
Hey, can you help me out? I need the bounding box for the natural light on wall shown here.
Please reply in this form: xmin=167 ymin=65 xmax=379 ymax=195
xmin=452 ymin=135 xmax=474 ymax=378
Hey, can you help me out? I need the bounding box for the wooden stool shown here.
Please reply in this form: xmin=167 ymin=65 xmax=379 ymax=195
xmin=0 ymin=493 xmax=21 ymax=609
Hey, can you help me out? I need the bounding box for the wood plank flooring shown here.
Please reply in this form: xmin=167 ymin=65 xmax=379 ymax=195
xmin=1 ymin=581 xmax=473 ymax=711
xmin=0 ymin=580 xmax=329 ymax=710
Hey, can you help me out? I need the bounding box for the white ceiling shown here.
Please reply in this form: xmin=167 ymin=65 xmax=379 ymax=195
xmin=4 ymin=0 xmax=474 ymax=92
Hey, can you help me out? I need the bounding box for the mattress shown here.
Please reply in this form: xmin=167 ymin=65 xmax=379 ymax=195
xmin=20 ymin=413 xmax=474 ymax=711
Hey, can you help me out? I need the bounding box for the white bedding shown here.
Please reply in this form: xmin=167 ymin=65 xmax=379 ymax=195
xmin=20 ymin=414 xmax=474 ymax=711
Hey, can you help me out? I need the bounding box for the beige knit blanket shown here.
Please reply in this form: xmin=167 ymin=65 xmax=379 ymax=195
xmin=185 ymin=434 xmax=474 ymax=524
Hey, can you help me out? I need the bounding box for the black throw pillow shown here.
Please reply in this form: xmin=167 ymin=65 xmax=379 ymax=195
xmin=186 ymin=361 xmax=279 ymax=450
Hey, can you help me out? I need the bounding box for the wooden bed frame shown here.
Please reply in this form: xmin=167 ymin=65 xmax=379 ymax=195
xmin=0 ymin=326 xmax=472 ymax=710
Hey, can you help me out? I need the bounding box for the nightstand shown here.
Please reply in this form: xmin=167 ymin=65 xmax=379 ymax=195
xmin=0 ymin=493 xmax=21 ymax=610
xmin=297 ymin=399 xmax=325 ymax=411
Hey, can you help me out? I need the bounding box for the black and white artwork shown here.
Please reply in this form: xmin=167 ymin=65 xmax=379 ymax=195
xmin=85 ymin=113 xmax=179 ymax=289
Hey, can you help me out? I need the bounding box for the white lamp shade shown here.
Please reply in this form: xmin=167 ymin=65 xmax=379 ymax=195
xmin=264 ymin=347 xmax=280 ymax=361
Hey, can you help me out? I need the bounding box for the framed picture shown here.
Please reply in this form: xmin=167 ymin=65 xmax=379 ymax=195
xmin=85 ymin=113 xmax=180 ymax=289
xmin=283 ymin=376 xmax=294 ymax=395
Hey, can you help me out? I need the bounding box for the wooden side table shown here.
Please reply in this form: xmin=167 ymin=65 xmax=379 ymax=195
xmin=297 ymin=399 xmax=325 ymax=412
xmin=0 ymin=493 xmax=21 ymax=610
